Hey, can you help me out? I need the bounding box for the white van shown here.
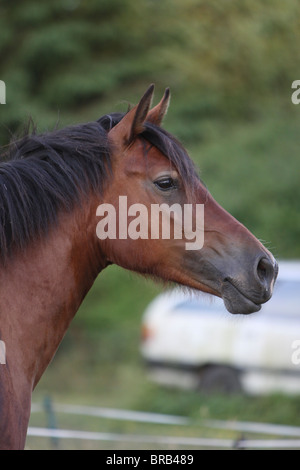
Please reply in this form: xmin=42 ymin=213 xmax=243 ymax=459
xmin=141 ymin=261 xmax=300 ymax=395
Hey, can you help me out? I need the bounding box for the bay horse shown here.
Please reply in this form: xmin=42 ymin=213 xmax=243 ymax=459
xmin=0 ymin=85 xmax=277 ymax=449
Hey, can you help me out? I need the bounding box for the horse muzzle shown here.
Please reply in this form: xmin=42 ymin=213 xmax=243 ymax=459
xmin=221 ymin=256 xmax=279 ymax=314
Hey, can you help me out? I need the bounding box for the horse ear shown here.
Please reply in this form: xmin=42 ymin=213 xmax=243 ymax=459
xmin=147 ymin=88 xmax=170 ymax=126
xmin=109 ymin=84 xmax=155 ymax=148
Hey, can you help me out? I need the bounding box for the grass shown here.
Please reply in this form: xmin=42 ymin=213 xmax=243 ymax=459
xmin=28 ymin=333 xmax=300 ymax=450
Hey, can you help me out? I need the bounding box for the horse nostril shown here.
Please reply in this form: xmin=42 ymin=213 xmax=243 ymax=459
xmin=257 ymin=259 xmax=267 ymax=283
xmin=256 ymin=256 xmax=277 ymax=288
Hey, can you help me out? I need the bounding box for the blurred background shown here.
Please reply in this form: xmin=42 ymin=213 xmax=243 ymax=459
xmin=1 ymin=0 xmax=300 ymax=449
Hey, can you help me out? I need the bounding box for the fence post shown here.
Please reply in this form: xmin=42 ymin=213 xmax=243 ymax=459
xmin=43 ymin=396 xmax=60 ymax=449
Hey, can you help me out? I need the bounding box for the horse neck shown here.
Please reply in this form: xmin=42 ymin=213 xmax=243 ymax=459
xmin=0 ymin=197 xmax=106 ymax=389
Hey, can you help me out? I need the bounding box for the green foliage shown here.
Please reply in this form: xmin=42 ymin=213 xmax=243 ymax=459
xmin=2 ymin=0 xmax=300 ymax=129
xmin=0 ymin=0 xmax=299 ymax=338
xmin=188 ymin=112 xmax=300 ymax=259
xmin=1 ymin=2 xmax=299 ymax=439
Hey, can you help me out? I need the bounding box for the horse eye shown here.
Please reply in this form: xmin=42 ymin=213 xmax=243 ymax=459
xmin=154 ymin=177 xmax=177 ymax=191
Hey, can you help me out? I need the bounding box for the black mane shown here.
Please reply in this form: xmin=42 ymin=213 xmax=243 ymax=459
xmin=0 ymin=113 xmax=198 ymax=260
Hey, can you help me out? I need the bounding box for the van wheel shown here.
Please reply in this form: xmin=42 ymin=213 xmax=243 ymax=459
xmin=198 ymin=365 xmax=242 ymax=394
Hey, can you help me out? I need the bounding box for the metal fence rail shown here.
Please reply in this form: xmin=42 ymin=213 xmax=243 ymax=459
xmin=31 ymin=402 xmax=189 ymax=425
xmin=27 ymin=426 xmax=300 ymax=449
xmin=28 ymin=401 xmax=300 ymax=450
